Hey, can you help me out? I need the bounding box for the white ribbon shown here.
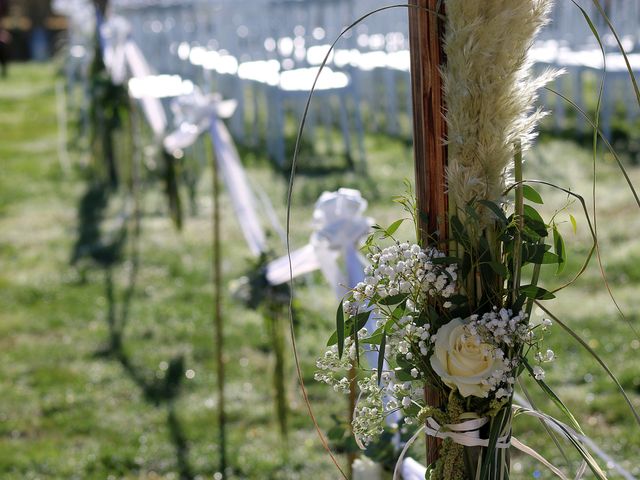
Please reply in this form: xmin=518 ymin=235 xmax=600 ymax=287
xmin=163 ymin=87 xmax=237 ymax=153
xmin=100 ymin=15 xmax=130 ymax=85
xmin=91 ymin=13 xmax=167 ymax=140
xmin=394 ymin=416 xmax=511 ymax=480
xmin=208 ymin=116 xmax=267 ymax=257
xmin=424 ymin=416 xmax=511 ymax=449
xmin=124 ymin=41 xmax=168 ymax=139
xmin=400 ymin=457 xmax=427 ymax=480
xmin=395 ymin=400 xmax=637 ymax=480
xmin=97 ymin=13 xmax=272 ymax=259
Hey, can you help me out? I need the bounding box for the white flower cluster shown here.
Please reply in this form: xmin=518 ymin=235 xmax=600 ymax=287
xmin=314 ymin=341 xmax=355 ymax=394
xmin=352 ymin=374 xmax=386 ymax=446
xmin=352 ymin=374 xmax=426 ymax=446
xmin=482 ymin=355 xmax=520 ymax=399
xmin=352 ymin=242 xmax=457 ymax=307
xmin=390 ymin=315 xmax=432 ymax=361
xmin=533 ymin=365 xmax=545 ymax=380
xmin=316 ymin=243 xmax=461 ymax=446
xmin=460 ymin=307 xmax=554 ymax=397
xmin=467 ymin=307 xmax=531 ymax=347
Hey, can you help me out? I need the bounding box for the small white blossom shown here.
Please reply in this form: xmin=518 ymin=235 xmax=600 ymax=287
xmin=533 ymin=366 xmax=545 ymax=380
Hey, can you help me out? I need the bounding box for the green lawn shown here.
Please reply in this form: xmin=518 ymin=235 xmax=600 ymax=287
xmin=0 ymin=63 xmax=638 ymax=479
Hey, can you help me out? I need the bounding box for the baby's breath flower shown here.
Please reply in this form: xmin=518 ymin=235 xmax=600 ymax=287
xmin=533 ymin=366 xmax=545 ymax=380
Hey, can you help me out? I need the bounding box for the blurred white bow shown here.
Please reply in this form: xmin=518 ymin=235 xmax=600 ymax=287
xmin=266 ymin=188 xmax=372 ymax=291
xmin=164 ymin=87 xmax=237 ymax=154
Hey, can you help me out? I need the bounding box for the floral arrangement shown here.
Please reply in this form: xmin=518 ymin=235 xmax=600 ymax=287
xmin=316 ymin=187 xmax=566 ymax=478
xmin=312 ymin=0 xmax=628 ymax=478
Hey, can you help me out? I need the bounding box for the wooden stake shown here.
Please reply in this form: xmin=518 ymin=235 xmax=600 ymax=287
xmin=409 ymin=0 xmax=448 ymax=243
xmin=347 ymin=364 xmax=357 ymax=477
xmin=408 ymin=0 xmax=447 ymax=468
xmin=209 ymin=136 xmax=227 ymax=476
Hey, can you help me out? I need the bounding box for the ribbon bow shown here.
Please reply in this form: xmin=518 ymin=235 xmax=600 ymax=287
xmin=394 ymin=416 xmax=511 ymax=480
xmin=266 ymin=188 xmax=372 ymax=290
xmin=164 ymin=87 xmax=237 ymax=154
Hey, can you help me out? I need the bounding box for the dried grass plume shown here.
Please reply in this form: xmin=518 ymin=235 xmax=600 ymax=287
xmin=442 ymin=0 xmax=559 ymax=223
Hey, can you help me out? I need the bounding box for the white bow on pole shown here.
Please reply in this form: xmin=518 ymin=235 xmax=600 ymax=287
xmin=100 ymin=15 xmax=130 ymax=86
xmin=164 ymin=87 xmax=237 ymax=154
xmin=266 ymin=188 xmax=371 ymax=289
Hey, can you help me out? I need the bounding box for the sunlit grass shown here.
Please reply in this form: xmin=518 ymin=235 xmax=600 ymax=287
xmin=0 ymin=63 xmax=638 ymax=479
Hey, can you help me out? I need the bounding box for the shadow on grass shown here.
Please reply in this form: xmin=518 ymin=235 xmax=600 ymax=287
xmin=72 ymin=181 xmax=195 ymax=480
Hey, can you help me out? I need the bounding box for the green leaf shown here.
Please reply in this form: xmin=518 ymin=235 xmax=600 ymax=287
xmin=463 ymin=203 xmax=481 ymax=223
xmin=336 ymin=303 xmax=345 ymax=359
xmin=377 ymin=331 xmax=386 ymax=385
xmin=353 ymin=316 xmax=360 ymax=365
xmin=522 ymin=185 xmax=544 ymax=204
xmin=360 ymin=327 xmax=384 ymax=345
xmin=431 ymin=255 xmax=460 ymax=265
xmin=378 ymin=293 xmax=408 ymax=306
xmin=391 ymin=302 xmax=408 ymax=321
xmin=569 ymin=214 xmax=577 ymax=234
xmin=523 ymin=204 xmax=545 ymax=223
xmin=487 ymin=261 xmax=508 ymax=277
xmin=540 ymin=251 xmax=560 ymax=264
xmin=479 ymin=405 xmax=511 ymax=480
xmin=553 ymin=225 xmax=566 ymax=274
xmin=394 ymin=368 xmax=414 ymax=382
xmin=512 ymin=293 xmax=527 ymax=312
xmin=478 ymin=199 xmax=508 ymax=225
xmin=384 ymin=218 xmax=404 ymax=237
xmin=520 ymin=285 xmax=555 ymax=300
xmin=326 ymin=330 xmax=338 ymax=346
xmin=522 ymin=243 xmax=559 ymax=265
xmin=353 ymin=311 xmax=372 ymax=331
xmin=523 ymin=205 xmax=548 ymax=237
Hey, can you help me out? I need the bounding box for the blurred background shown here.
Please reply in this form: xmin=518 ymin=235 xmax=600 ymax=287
xmin=1 ymin=0 xmax=639 ymax=479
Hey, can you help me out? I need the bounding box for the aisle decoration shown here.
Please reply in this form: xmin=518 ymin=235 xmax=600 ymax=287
xmin=314 ymin=1 xmax=639 ymax=479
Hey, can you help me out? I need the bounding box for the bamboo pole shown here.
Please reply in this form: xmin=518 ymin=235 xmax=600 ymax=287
xmin=408 ymin=0 xmax=447 ymax=468
xmin=209 ymin=136 xmax=227 ymax=477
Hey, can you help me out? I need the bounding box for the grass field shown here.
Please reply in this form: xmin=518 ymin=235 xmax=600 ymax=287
xmin=0 ymin=63 xmax=639 ymax=479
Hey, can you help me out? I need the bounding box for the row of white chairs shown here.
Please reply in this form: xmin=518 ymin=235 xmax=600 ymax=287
xmin=59 ymin=0 xmax=640 ymax=168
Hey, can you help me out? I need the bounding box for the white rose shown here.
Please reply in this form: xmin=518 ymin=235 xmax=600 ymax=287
xmin=430 ymin=318 xmax=505 ymax=398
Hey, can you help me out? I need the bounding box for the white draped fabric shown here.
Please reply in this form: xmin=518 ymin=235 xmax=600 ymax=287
xmin=99 ymin=16 xmax=271 ymax=256
xmin=123 ymin=42 xmax=168 ymax=139
xmin=208 ymin=117 xmax=268 ymax=257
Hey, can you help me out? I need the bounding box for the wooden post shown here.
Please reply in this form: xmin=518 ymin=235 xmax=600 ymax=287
xmin=408 ymin=0 xmax=447 ymax=468
xmin=209 ymin=136 xmax=227 ymax=477
xmin=347 ymin=364 xmax=357 ymax=478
